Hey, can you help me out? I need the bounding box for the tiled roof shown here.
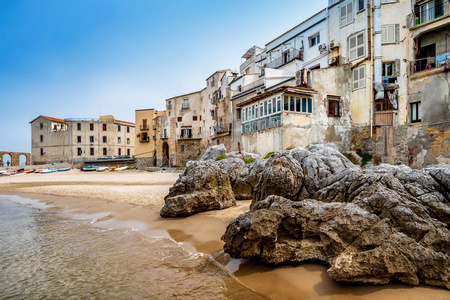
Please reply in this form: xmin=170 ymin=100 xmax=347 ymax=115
xmin=30 ymin=115 xmax=66 ymax=123
xmin=115 ymin=119 xmax=135 ymax=126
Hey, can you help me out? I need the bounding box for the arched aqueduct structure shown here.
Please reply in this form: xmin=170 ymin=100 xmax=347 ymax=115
xmin=0 ymin=151 xmax=31 ymax=167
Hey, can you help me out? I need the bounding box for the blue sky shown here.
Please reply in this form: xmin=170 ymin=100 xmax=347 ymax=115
xmin=0 ymin=0 xmax=327 ymax=153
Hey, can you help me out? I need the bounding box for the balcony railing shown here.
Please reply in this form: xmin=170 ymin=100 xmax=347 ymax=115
xmin=139 ymin=138 xmax=150 ymax=143
xmin=178 ymin=135 xmax=201 ymax=140
xmin=140 ymin=125 xmax=149 ymax=130
xmin=411 ymin=52 xmax=450 ymax=74
xmin=215 ymin=123 xmax=231 ymax=135
xmin=374 ymin=111 xmax=394 ymax=126
xmin=266 ymin=49 xmax=302 ymax=69
xmin=412 ymin=1 xmax=445 ymax=26
xmin=161 ymin=134 xmax=168 ymax=139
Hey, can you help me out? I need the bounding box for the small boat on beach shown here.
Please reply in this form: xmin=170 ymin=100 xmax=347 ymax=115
xmin=111 ymin=166 xmax=127 ymax=171
xmin=80 ymin=166 xmax=98 ymax=171
xmin=56 ymin=168 xmax=71 ymax=172
xmin=40 ymin=168 xmax=56 ymax=174
xmin=96 ymin=167 xmax=109 ymax=172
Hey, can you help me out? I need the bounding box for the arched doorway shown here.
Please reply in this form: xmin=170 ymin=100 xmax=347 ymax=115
xmin=19 ymin=154 xmax=27 ymax=166
xmin=162 ymin=142 xmax=169 ymax=167
xmin=2 ymin=154 xmax=11 ymax=167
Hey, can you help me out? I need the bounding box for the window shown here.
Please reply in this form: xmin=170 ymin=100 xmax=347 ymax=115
xmin=40 ymin=148 xmax=44 ymax=156
xmin=309 ymin=34 xmax=320 ymax=47
xmin=168 ymin=101 xmax=172 ymax=110
xmin=181 ymin=129 xmax=192 ymax=138
xmin=117 ymin=125 xmax=121 ymax=132
xmin=353 ymin=65 xmax=366 ymax=90
xmin=183 ymin=99 xmax=189 ymax=108
xmin=411 ymin=102 xmax=421 ymax=123
xmin=127 ymin=138 xmax=130 ymax=144
xmin=340 ymin=1 xmax=354 ymax=27
xmin=103 ymin=124 xmax=107 ymax=131
xmin=90 ymin=123 xmax=94 ymax=131
xmin=382 ymin=62 xmax=394 ymax=77
xmin=90 ymin=148 xmax=94 ymax=156
xmin=381 ymin=25 xmax=396 ymax=44
xmin=90 ymin=136 xmax=94 ymax=143
xmin=328 ymin=96 xmax=341 ymax=117
xmin=282 ymin=51 xmax=291 ymax=64
xmin=103 ymin=148 xmax=107 ymax=155
xmin=127 ymin=127 xmax=130 ymax=133
xmin=53 ymin=125 xmax=57 ymax=131
xmin=118 ymin=148 xmax=122 ymax=155
xmin=177 ymin=117 xmax=182 ymax=122
xmin=181 ymin=145 xmax=185 ymax=152
xmin=127 ymin=149 xmax=130 ymax=156
xmin=163 ymin=128 xmax=167 ymax=138
xmin=77 ymin=136 xmax=81 ymax=143
xmin=416 ymin=0 xmax=444 ymax=24
xmin=358 ymin=0 xmax=365 ymax=11
xmin=40 ymin=122 xmax=43 ymax=130
xmin=77 ymin=148 xmax=82 ymax=156
xmin=245 ymin=67 xmax=250 ymax=74
xmin=349 ymin=32 xmax=365 ymax=61
xmin=77 ymin=123 xmax=81 ymax=131
xmin=193 ymin=116 xmax=198 ymax=121
xmin=40 ymin=135 xmax=43 ymax=142
xmin=103 ymin=136 xmax=107 ymax=143
xmin=118 ymin=137 xmax=121 ymax=143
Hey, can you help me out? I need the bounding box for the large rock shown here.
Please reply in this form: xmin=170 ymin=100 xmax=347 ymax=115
xmin=222 ymin=196 xmax=450 ymax=288
xmin=160 ymin=161 xmax=235 ymax=217
xmin=251 ymin=152 xmax=304 ymax=208
xmin=200 ymin=144 xmax=227 ymax=161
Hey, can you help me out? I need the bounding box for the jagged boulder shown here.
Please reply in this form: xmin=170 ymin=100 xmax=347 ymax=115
xmin=251 ymin=152 xmax=304 ymax=208
xmin=226 ymin=151 xmax=261 ymax=160
xmin=222 ymin=196 xmax=450 ymax=288
xmin=160 ymin=161 xmax=235 ymax=217
xmin=201 ymin=144 xmax=227 ymax=161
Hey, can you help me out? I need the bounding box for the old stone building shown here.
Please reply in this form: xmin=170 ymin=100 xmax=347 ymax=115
xmin=134 ymin=109 xmax=165 ymax=168
xmin=30 ymin=115 xmax=135 ymax=165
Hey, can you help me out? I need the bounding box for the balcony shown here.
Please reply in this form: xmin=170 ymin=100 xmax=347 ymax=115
xmin=411 ymin=52 xmax=450 ymax=74
xmin=411 ymin=1 xmax=445 ymax=27
xmin=374 ymin=111 xmax=394 ymax=126
xmin=215 ymin=123 xmax=231 ymax=135
xmin=178 ymin=135 xmax=201 ymax=140
xmin=161 ymin=134 xmax=168 ymax=139
xmin=266 ymin=49 xmax=302 ymax=69
xmin=140 ymin=125 xmax=149 ymax=131
xmin=139 ymin=138 xmax=150 ymax=143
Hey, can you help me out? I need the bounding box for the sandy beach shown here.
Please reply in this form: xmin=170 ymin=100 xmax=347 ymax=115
xmin=1 ymin=170 xmax=449 ymax=300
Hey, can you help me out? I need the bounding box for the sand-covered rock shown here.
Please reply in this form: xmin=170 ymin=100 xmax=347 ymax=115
xmin=222 ymin=196 xmax=450 ymax=289
xmin=160 ymin=161 xmax=235 ymax=217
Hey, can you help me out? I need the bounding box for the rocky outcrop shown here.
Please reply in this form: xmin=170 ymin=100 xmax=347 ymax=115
xmin=222 ymin=196 xmax=450 ymax=288
xmin=200 ymin=144 xmax=227 ymax=161
xmin=160 ymin=161 xmax=235 ymax=217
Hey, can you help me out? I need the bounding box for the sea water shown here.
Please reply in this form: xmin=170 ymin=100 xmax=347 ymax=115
xmin=0 ymin=195 xmax=263 ymax=299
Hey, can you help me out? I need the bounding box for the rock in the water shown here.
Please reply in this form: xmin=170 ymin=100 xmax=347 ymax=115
xmin=222 ymin=196 xmax=450 ymax=288
xmin=160 ymin=161 xmax=235 ymax=217
xmin=201 ymin=144 xmax=227 ymax=161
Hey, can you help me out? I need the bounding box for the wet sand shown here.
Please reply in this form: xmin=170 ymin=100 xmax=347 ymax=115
xmin=1 ymin=170 xmax=448 ymax=299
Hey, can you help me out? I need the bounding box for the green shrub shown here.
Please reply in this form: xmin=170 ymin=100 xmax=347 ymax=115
xmin=360 ymin=153 xmax=372 ymax=167
xmin=240 ymin=156 xmax=256 ymax=164
xmin=342 ymin=152 xmax=359 ymax=165
xmin=306 ymin=142 xmax=319 ymax=148
xmin=263 ymin=152 xmax=274 ymax=159
xmin=215 ymin=155 xmax=227 ymax=161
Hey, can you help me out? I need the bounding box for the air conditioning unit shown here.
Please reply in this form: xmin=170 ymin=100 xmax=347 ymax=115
xmin=329 ymin=40 xmax=339 ymax=49
xmin=318 ymin=43 xmax=327 ymax=53
xmin=295 ymin=70 xmax=302 ymax=79
xmin=295 ymin=78 xmax=302 ymax=86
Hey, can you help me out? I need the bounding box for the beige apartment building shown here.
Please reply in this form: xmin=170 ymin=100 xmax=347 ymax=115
xmin=30 ymin=115 xmax=135 ymax=165
xmin=134 ymin=109 xmax=165 ymax=167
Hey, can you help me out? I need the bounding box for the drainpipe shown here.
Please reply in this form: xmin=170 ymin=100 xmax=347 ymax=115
xmin=374 ymin=0 xmax=384 ymax=101
xmin=369 ymin=0 xmax=374 ymax=138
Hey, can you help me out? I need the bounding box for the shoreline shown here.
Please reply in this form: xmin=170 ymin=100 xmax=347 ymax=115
xmin=1 ymin=171 xmax=449 ymax=299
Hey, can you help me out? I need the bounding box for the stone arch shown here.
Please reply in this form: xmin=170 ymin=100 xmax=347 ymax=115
xmin=0 ymin=151 xmax=31 ymax=167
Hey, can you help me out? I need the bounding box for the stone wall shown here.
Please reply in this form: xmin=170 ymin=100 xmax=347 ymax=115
xmin=135 ymin=157 xmax=156 ymax=169
xmin=176 ymin=139 xmax=203 ymax=167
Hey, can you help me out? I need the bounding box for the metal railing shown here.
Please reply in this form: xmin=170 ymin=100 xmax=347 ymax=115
xmin=215 ymin=123 xmax=231 ymax=135
xmin=140 ymin=125 xmax=149 ymax=130
xmin=411 ymin=1 xmax=445 ymax=26
xmin=411 ymin=52 xmax=450 ymax=74
xmin=178 ymin=135 xmax=200 ymax=140
xmin=161 ymin=134 xmax=168 ymax=139
xmin=139 ymin=138 xmax=150 ymax=143
xmin=266 ymin=49 xmax=302 ymax=69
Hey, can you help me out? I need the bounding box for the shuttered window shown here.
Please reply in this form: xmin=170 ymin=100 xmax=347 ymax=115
xmin=340 ymin=2 xmax=354 ymax=27
xmin=349 ymin=32 xmax=365 ymax=61
xmin=353 ymin=65 xmax=366 ymax=90
xmin=381 ymin=25 xmax=396 ymax=44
